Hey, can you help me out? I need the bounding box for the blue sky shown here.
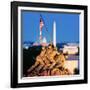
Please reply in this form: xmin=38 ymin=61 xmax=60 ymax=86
xmin=21 ymin=11 xmax=79 ymax=43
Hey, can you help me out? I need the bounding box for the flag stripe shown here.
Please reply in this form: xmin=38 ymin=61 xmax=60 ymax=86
xmin=40 ymin=18 xmax=44 ymax=31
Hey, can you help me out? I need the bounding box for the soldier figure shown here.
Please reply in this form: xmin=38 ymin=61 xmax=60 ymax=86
xmin=27 ymin=46 xmax=46 ymax=75
xmin=55 ymin=51 xmax=66 ymax=68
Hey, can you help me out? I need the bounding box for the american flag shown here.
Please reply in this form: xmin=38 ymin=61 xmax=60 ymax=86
xmin=40 ymin=18 xmax=44 ymax=31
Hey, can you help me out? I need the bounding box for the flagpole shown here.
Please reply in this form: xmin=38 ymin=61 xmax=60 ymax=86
xmin=40 ymin=30 xmax=42 ymax=44
xmin=39 ymin=16 xmax=44 ymax=44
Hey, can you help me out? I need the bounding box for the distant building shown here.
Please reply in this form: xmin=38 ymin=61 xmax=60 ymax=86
xmin=63 ymin=44 xmax=79 ymax=54
xmin=40 ymin=37 xmax=48 ymax=46
xmin=33 ymin=37 xmax=48 ymax=46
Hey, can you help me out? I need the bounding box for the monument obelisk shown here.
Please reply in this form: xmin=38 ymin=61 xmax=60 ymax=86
xmin=53 ymin=21 xmax=56 ymax=47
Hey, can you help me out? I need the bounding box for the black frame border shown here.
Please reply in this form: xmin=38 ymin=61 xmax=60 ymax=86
xmin=11 ymin=1 xmax=88 ymax=88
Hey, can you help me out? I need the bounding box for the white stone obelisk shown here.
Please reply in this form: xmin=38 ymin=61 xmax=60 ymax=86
xmin=53 ymin=21 xmax=56 ymax=47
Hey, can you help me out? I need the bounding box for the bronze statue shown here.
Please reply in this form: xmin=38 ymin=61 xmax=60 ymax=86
xmin=27 ymin=44 xmax=71 ymax=76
